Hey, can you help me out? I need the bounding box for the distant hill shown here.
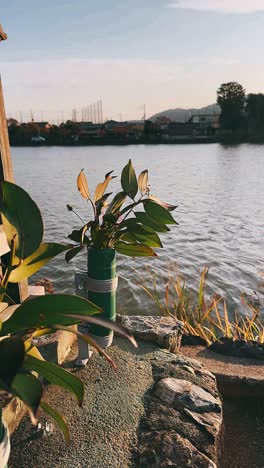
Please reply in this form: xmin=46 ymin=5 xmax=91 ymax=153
xmin=150 ymin=104 xmax=221 ymax=122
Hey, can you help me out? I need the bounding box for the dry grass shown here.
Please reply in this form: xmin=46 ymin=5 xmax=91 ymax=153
xmin=138 ymin=265 xmax=264 ymax=345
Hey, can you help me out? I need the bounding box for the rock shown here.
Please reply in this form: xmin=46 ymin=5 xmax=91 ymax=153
xmin=118 ymin=315 xmax=183 ymax=351
xmin=155 ymin=378 xmax=221 ymax=413
xmin=209 ymin=337 xmax=264 ymax=361
xmin=182 ymin=334 xmax=208 ymax=347
xmin=138 ymin=430 xmax=217 ymax=468
xmin=184 ymin=409 xmax=222 ymax=437
xmin=137 ymin=349 xmax=223 ymax=467
xmin=151 ymin=351 xmax=219 ymax=398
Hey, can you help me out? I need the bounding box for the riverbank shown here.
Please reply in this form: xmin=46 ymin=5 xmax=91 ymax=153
xmin=10 ymin=137 xmax=219 ymax=147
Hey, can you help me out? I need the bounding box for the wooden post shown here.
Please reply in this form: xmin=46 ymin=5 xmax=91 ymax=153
xmin=0 ymin=25 xmax=29 ymax=302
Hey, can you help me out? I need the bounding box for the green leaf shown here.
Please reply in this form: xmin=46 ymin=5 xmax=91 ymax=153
xmin=121 ymin=160 xmax=138 ymax=200
xmin=0 ymin=337 xmax=25 ymax=382
xmin=138 ymin=170 xmax=148 ymax=194
xmin=135 ymin=212 xmax=170 ymax=232
xmin=68 ymin=227 xmax=89 ymax=244
xmin=106 ymin=191 xmax=127 ymax=215
xmin=119 ymin=232 xmax=137 ymax=243
xmin=11 ymin=372 xmax=43 ymax=423
xmin=0 ymin=181 xmax=43 ymax=259
xmin=23 ymin=355 xmax=84 ymax=406
xmin=122 ymin=224 xmax=163 ymax=248
xmin=144 ymin=200 xmax=177 ymax=225
xmin=9 ymin=243 xmax=72 ymax=283
xmin=1 ymin=294 xmax=102 ymax=335
xmin=115 ymin=241 xmax=157 ymax=257
xmin=65 ymin=245 xmax=83 ymax=263
xmin=41 ymin=401 xmax=69 ymax=442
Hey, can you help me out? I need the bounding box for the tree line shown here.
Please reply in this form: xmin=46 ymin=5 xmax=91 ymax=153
xmin=217 ymin=81 xmax=264 ymax=140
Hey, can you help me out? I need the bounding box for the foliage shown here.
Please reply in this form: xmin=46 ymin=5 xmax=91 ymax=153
xmin=217 ymin=81 xmax=246 ymax=131
xmin=66 ymin=160 xmax=177 ymax=260
xmin=139 ymin=265 xmax=264 ymax=345
xmin=0 ymin=181 xmax=136 ymax=438
xmin=246 ymin=93 xmax=264 ymax=134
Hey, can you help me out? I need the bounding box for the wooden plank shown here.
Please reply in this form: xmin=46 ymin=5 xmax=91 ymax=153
xmin=0 ymin=77 xmax=14 ymax=182
xmin=0 ymin=48 xmax=29 ymax=301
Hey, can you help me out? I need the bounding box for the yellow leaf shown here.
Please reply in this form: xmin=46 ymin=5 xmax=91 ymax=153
xmin=138 ymin=170 xmax=148 ymax=194
xmin=149 ymin=194 xmax=177 ymax=211
xmin=94 ymin=170 xmax=115 ymax=202
xmin=77 ymin=170 xmax=90 ymax=199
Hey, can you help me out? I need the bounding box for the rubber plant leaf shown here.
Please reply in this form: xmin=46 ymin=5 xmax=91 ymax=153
xmin=94 ymin=170 xmax=116 ymax=202
xmin=10 ymin=372 xmax=43 ymax=424
xmin=135 ymin=212 xmax=170 ymax=233
xmin=149 ymin=195 xmax=178 ymax=212
xmin=125 ymin=224 xmax=163 ymax=248
xmin=0 ymin=181 xmax=43 ymax=259
xmin=41 ymin=401 xmax=69 ymax=442
xmin=23 ymin=355 xmax=84 ymax=406
xmin=0 ymin=337 xmax=25 ymax=382
xmin=115 ymin=241 xmax=157 ymax=257
xmin=77 ymin=169 xmax=90 ymax=199
xmin=144 ymin=200 xmax=177 ymax=225
xmin=106 ymin=191 xmax=127 ymax=215
xmin=138 ymin=170 xmax=148 ymax=194
xmin=121 ymin=159 xmax=138 ymax=200
xmin=65 ymin=245 xmax=83 ymax=263
xmin=9 ymin=243 xmax=72 ymax=283
xmin=68 ymin=227 xmax=90 ymax=245
xmin=1 ymin=294 xmax=102 ymax=336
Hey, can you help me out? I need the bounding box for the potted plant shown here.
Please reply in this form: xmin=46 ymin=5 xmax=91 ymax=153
xmin=0 ymin=181 xmax=136 ymax=465
xmin=66 ymin=159 xmax=177 ymax=350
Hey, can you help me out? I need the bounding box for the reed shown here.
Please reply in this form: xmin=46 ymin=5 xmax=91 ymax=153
xmin=139 ymin=265 xmax=264 ymax=345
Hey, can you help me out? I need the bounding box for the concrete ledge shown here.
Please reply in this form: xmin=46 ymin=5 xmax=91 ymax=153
xmin=182 ymin=345 xmax=264 ymax=400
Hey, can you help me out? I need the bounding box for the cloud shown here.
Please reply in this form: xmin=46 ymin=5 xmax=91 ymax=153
xmin=166 ymin=0 xmax=264 ymax=13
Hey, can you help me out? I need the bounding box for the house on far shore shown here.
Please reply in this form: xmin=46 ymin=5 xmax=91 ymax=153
xmin=189 ymin=114 xmax=220 ymax=136
xmin=154 ymin=115 xmax=171 ymax=130
xmin=161 ymin=114 xmax=220 ymax=141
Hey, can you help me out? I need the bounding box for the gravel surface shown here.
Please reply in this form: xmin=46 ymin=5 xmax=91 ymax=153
xmin=9 ymin=338 xmax=155 ymax=468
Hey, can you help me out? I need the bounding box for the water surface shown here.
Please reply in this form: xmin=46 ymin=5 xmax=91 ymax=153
xmin=12 ymin=144 xmax=264 ymax=316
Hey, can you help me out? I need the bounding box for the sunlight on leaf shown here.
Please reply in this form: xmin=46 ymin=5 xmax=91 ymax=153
xmin=77 ymin=170 xmax=90 ymax=199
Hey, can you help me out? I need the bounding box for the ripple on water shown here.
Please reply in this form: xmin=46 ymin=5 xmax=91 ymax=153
xmin=12 ymin=144 xmax=264 ymax=317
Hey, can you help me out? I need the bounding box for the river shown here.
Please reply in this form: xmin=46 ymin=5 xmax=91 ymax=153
xmin=12 ymin=143 xmax=264 ymax=316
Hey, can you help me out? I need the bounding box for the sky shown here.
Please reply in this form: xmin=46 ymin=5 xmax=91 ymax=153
xmin=1 ymin=0 xmax=264 ymax=122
